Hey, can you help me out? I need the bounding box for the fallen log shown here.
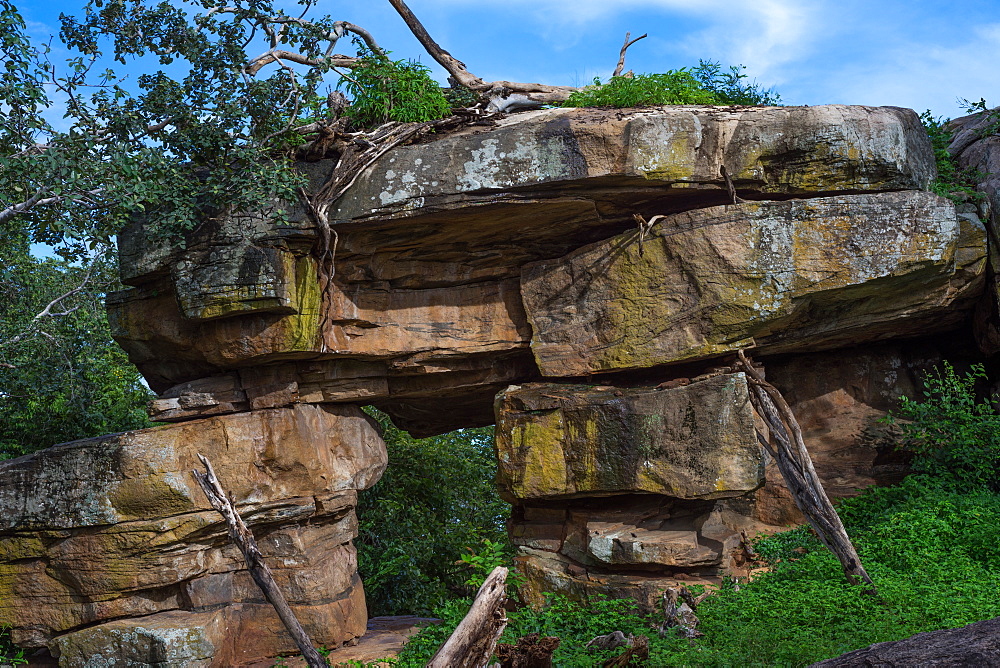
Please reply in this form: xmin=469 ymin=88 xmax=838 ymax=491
xmin=193 ymin=454 xmax=328 ymax=668
xmin=735 ymin=350 xmax=876 ymax=593
xmin=427 ymin=566 xmax=509 ymax=668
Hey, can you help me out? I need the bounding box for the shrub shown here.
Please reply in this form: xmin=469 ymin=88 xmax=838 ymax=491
xmin=563 ymin=60 xmax=779 ymax=109
xmin=339 ymin=49 xmax=451 ymax=128
xmin=690 ymin=60 xmax=781 ymax=105
xmin=889 ymin=362 xmax=1000 ymax=489
xmin=563 ymin=70 xmax=719 ymax=108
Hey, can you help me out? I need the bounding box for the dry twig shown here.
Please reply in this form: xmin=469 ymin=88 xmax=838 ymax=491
xmin=612 ymin=32 xmax=647 ymax=77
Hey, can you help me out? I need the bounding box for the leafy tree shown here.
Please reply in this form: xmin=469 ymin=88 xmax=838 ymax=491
xmin=889 ymin=362 xmax=1000 ymax=490
xmin=356 ymin=410 xmax=510 ymax=616
xmin=0 ymin=230 xmax=153 ymax=458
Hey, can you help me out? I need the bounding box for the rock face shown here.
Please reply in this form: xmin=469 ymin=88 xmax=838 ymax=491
xmin=0 ymin=404 xmax=386 ymax=665
xmin=949 ymin=108 xmax=1000 ymax=355
xmin=496 ymin=376 xmax=765 ymax=608
xmin=495 ymin=376 xmax=763 ymax=501
xmin=522 ymin=192 xmax=984 ymax=376
xmin=107 ymin=105 xmax=940 ymax=436
xmin=810 ymin=616 xmax=1000 ymax=667
xmin=7 ymin=104 xmax=997 ymax=664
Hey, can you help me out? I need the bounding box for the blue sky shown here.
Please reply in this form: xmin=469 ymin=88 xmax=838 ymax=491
xmin=17 ymin=0 xmax=1000 ymax=119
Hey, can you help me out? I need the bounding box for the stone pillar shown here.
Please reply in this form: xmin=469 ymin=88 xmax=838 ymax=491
xmin=0 ymin=403 xmax=386 ymax=667
xmin=495 ymin=375 xmax=766 ymax=610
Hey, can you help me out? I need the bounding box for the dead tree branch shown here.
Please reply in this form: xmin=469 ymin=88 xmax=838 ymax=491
xmin=734 ymin=350 xmax=876 ymax=593
xmin=386 ymin=0 xmax=578 ymax=105
xmin=192 ymin=454 xmax=328 ymax=668
xmin=612 ymin=32 xmax=647 ymax=77
xmin=721 ymin=165 xmax=747 ymax=205
xmin=0 ymin=259 xmax=95 ymax=349
xmin=0 ymin=188 xmax=105 ymax=224
xmin=427 ymin=566 xmax=508 ymax=668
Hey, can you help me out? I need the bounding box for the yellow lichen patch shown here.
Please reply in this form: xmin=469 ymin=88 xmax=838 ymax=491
xmin=107 ymin=476 xmax=193 ymax=521
xmin=0 ymin=535 xmax=46 ymax=561
xmin=510 ymin=412 xmax=567 ymax=498
xmin=283 ymin=255 xmax=322 ymax=352
xmin=639 ymin=130 xmax=698 ymax=182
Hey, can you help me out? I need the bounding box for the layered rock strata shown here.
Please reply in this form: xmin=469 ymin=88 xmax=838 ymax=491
xmin=496 ymin=377 xmax=766 ymax=608
xmin=6 ymin=103 xmax=994 ymax=664
xmin=108 ymin=104 xmax=940 ymax=436
xmin=0 ymin=404 xmax=386 ymax=665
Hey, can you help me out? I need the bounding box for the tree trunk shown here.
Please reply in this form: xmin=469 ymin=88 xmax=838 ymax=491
xmin=192 ymin=454 xmax=329 ymax=668
xmin=427 ymin=566 xmax=509 ymax=668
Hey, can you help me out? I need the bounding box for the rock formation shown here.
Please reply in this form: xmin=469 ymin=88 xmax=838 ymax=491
xmin=3 ymin=103 xmax=999 ymax=665
xmin=0 ymin=405 xmax=385 ymax=665
xmin=810 ymin=615 xmax=1000 ymax=667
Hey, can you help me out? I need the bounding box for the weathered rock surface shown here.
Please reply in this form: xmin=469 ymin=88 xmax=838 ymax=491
xmin=108 ymin=105 xmax=944 ymax=436
xmin=522 ymin=191 xmax=985 ymax=376
xmin=497 ymin=378 xmax=766 ymax=609
xmin=332 ymin=105 xmax=934 ymax=224
xmin=810 ymin=616 xmax=1000 ymax=667
xmin=0 ymin=404 xmax=386 ymax=663
xmin=949 ymin=108 xmax=1000 ymax=356
xmin=495 ymin=376 xmax=763 ymax=501
xmin=17 ymin=102 xmax=988 ymax=664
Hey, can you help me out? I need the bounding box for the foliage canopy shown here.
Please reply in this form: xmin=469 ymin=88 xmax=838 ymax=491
xmin=356 ymin=410 xmax=510 ymax=616
xmin=0 ymin=229 xmax=152 ymax=458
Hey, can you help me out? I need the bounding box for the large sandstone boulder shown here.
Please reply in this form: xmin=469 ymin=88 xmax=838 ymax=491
xmin=108 ymin=105 xmax=944 ymax=436
xmin=522 ymin=191 xmax=985 ymax=376
xmin=496 ymin=376 xmax=767 ymax=610
xmin=949 ymin=108 xmax=1000 ymax=355
xmin=0 ymin=404 xmax=386 ymax=664
xmin=495 ymin=375 xmax=763 ymax=501
xmin=332 ymin=105 xmax=934 ymax=223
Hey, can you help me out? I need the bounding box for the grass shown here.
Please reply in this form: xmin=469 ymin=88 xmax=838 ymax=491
xmin=392 ymin=474 xmax=1000 ymax=667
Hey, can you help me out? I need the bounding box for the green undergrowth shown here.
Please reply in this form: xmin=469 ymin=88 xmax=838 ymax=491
xmin=563 ymin=60 xmax=780 ymax=108
xmin=392 ymin=362 xmax=1000 ymax=666
xmin=393 ymin=476 xmax=1000 ymax=667
xmin=0 ymin=626 xmax=27 ymax=665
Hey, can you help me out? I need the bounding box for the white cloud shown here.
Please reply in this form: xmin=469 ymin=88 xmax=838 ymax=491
xmin=787 ymin=20 xmax=1000 ymax=116
xmin=431 ymin=0 xmax=820 ymax=80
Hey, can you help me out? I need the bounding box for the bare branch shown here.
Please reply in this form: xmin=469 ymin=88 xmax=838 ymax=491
xmin=247 ymin=49 xmax=327 ymax=75
xmin=735 ymin=350 xmax=876 ymax=592
xmin=0 ymin=188 xmax=105 ymax=223
xmin=1 ymin=260 xmax=95 ymax=349
xmin=385 ymin=0 xmax=487 ymax=90
xmin=612 ymin=32 xmax=647 ymax=78
xmin=192 ymin=455 xmax=328 ymax=668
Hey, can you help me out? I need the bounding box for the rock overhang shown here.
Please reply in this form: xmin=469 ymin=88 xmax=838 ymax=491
xmin=105 ymin=103 xmax=971 ymax=436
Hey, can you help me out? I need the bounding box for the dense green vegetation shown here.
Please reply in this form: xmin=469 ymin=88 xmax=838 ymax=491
xmin=0 ymin=230 xmax=152 ymax=459
xmin=356 ymin=411 xmax=510 ymax=616
xmin=392 ymin=364 xmax=1000 ymax=667
xmin=563 ymin=60 xmax=780 ymax=108
xmin=339 ymin=50 xmax=452 ymax=128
